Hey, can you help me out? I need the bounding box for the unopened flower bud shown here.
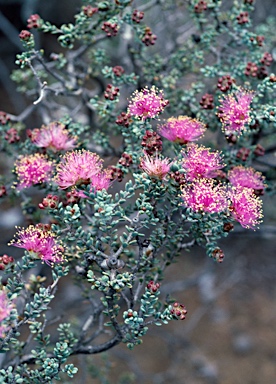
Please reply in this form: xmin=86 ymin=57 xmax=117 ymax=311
xmin=27 ymin=14 xmax=42 ymax=29
xmin=170 ymin=302 xmax=187 ymax=320
xmin=212 ymin=248 xmax=224 ymax=263
xmin=19 ymin=30 xmax=32 ymax=41
xmin=146 ymin=280 xmax=160 ymax=293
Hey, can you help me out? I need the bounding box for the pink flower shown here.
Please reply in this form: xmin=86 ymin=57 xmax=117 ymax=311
xmin=228 ymin=166 xmax=266 ymax=193
xmin=0 ymin=325 xmax=9 ymax=338
xmin=181 ymin=144 xmax=224 ymax=181
xmin=181 ymin=179 xmax=228 ymax=213
xmin=228 ymin=186 xmax=263 ymax=229
xmin=159 ymin=116 xmax=206 ymax=144
xmin=0 ymin=290 xmax=13 ymax=323
xmin=90 ymin=170 xmax=112 ymax=191
xmin=55 ymin=150 xmax=103 ymax=189
xmin=31 ymin=121 xmax=77 ymax=152
xmin=0 ymin=290 xmax=14 ymax=338
xmin=218 ymin=88 xmax=254 ymax=136
xmin=14 ymin=154 xmax=53 ymax=189
xmin=128 ymin=86 xmax=169 ymax=120
xmin=140 ymin=153 xmax=173 ymax=180
xmin=10 ymin=225 xmax=64 ymax=265
xmin=77 ymin=170 xmax=112 ymax=197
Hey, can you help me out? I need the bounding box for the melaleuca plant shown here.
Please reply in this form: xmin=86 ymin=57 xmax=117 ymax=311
xmin=0 ymin=0 xmax=275 ymax=382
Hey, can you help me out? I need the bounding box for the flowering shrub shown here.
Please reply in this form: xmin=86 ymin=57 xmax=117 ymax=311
xmin=0 ymin=0 xmax=275 ymax=382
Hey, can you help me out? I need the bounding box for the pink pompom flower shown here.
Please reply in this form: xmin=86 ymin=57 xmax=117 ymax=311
xmin=90 ymin=170 xmax=112 ymax=191
xmin=55 ymin=150 xmax=103 ymax=189
xmin=228 ymin=165 xmax=266 ymax=194
xmin=159 ymin=116 xmax=206 ymax=144
xmin=14 ymin=153 xmax=53 ymax=190
xmin=10 ymin=225 xmax=64 ymax=265
xmin=77 ymin=170 xmax=112 ymax=198
xmin=128 ymin=86 xmax=169 ymax=120
xmin=181 ymin=178 xmax=228 ymax=213
xmin=181 ymin=144 xmax=224 ymax=181
xmin=140 ymin=152 xmax=173 ymax=180
xmin=0 ymin=290 xmax=14 ymax=338
xmin=228 ymin=186 xmax=263 ymax=229
xmin=31 ymin=121 xmax=77 ymax=152
xmin=0 ymin=290 xmax=14 ymax=323
xmin=218 ymin=88 xmax=254 ymax=136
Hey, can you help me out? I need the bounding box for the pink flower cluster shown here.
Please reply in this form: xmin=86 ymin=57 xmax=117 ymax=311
xmin=14 ymin=153 xmax=53 ymax=190
xmin=228 ymin=186 xmax=263 ymax=229
xmin=0 ymin=290 xmax=14 ymax=338
xmin=228 ymin=165 xmax=266 ymax=193
xmin=128 ymin=86 xmax=169 ymax=120
xmin=181 ymin=178 xmax=228 ymax=214
xmin=140 ymin=152 xmax=173 ymax=180
xmin=55 ymin=150 xmax=111 ymax=192
xmin=180 ymin=144 xmax=227 ymax=211
xmin=159 ymin=116 xmax=206 ymax=144
xmin=179 ymin=146 xmax=264 ymax=228
xmin=30 ymin=121 xmax=77 ymax=152
xmin=227 ymin=165 xmax=265 ymax=228
xmin=218 ymin=88 xmax=254 ymax=136
xmin=181 ymin=177 xmax=263 ymax=228
xmin=10 ymin=225 xmax=64 ymax=265
xmin=181 ymin=144 xmax=224 ymax=181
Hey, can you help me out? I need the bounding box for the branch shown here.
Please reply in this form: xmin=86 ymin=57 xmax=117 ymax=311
xmin=34 ymin=54 xmax=67 ymax=86
xmin=73 ymin=334 xmax=122 ymax=355
xmin=7 ymin=104 xmax=36 ymax=122
xmin=68 ymin=33 xmax=107 ymax=61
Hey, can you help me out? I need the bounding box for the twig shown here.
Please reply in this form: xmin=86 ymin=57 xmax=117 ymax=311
xmin=68 ymin=33 xmax=108 ymax=61
xmin=26 ymin=59 xmax=49 ymax=105
xmin=7 ymin=104 xmax=36 ymax=122
xmin=33 ymin=81 xmax=47 ymax=105
xmin=34 ymin=54 xmax=67 ymax=86
xmin=74 ymin=334 xmax=122 ymax=355
xmin=177 ymin=239 xmax=195 ymax=249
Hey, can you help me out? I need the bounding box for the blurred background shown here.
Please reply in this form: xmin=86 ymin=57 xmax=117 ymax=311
xmin=0 ymin=1 xmax=276 ymax=383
